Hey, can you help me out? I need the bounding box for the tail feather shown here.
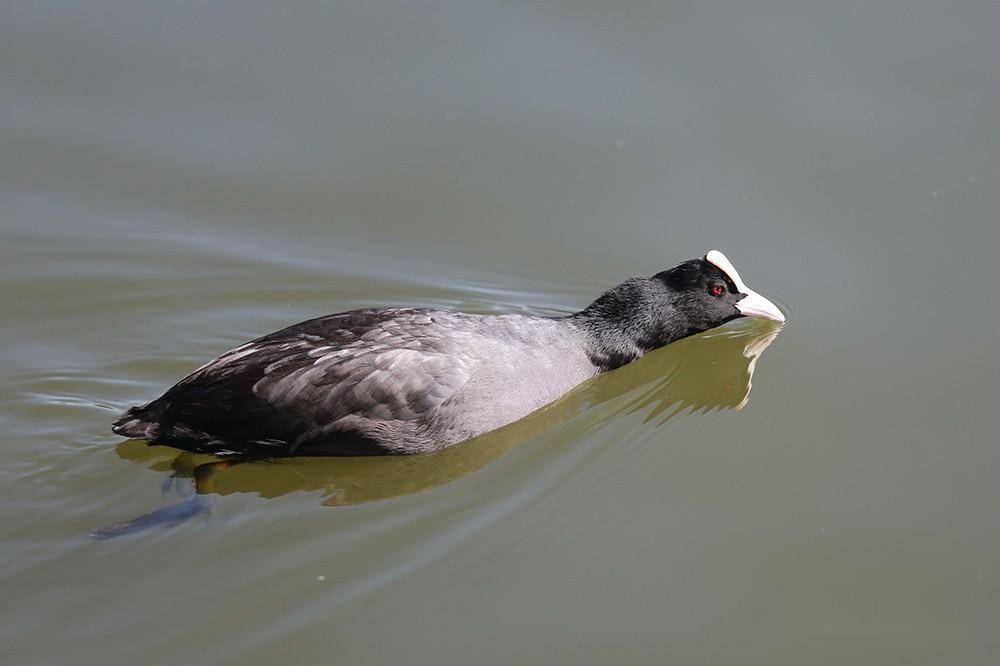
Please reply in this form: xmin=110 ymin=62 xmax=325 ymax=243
xmin=112 ymin=406 xmax=154 ymax=439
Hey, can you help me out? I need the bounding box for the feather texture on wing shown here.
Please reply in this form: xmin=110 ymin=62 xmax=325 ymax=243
xmin=115 ymin=309 xmax=479 ymax=455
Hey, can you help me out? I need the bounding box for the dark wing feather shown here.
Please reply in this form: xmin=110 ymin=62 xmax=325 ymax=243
xmin=124 ymin=309 xmax=475 ymax=453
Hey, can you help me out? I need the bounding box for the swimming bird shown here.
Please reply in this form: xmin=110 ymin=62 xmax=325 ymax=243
xmin=112 ymin=250 xmax=784 ymax=456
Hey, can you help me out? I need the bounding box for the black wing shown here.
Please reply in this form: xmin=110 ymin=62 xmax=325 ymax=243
xmin=113 ymin=309 xmax=475 ymax=454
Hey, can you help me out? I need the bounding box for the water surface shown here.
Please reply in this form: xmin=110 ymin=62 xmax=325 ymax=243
xmin=2 ymin=2 xmax=999 ymax=665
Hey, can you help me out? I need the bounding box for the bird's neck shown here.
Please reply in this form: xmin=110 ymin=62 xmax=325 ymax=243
xmin=567 ymin=278 xmax=688 ymax=372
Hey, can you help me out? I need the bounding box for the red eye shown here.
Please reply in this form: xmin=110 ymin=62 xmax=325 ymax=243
xmin=709 ymin=284 xmax=725 ymax=297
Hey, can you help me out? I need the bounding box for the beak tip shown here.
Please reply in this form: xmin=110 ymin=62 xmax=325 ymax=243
xmin=735 ymin=290 xmax=786 ymax=323
xmin=745 ymin=310 xmax=786 ymax=323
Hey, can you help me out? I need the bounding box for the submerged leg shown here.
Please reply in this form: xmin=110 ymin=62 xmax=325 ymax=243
xmin=89 ymin=494 xmax=212 ymax=540
xmin=90 ymin=458 xmax=245 ymax=540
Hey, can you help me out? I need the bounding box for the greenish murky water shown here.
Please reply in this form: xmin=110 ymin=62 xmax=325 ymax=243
xmin=2 ymin=2 xmax=999 ymax=664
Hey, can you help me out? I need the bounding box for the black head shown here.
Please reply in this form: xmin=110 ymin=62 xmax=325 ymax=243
xmin=572 ymin=250 xmax=783 ymax=371
xmin=656 ymin=258 xmax=744 ymax=331
xmin=655 ymin=250 xmax=785 ymax=334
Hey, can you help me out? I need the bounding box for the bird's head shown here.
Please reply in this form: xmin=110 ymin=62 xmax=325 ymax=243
xmin=655 ymin=249 xmax=785 ymax=332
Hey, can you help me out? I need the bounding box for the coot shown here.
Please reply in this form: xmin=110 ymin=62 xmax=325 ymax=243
xmin=113 ymin=250 xmax=784 ymax=456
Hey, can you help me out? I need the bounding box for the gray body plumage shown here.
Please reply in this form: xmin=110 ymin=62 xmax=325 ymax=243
xmin=266 ymin=310 xmax=597 ymax=453
xmin=115 ymin=308 xmax=601 ymax=455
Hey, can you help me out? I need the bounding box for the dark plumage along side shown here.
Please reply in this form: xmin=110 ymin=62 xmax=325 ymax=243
xmin=115 ymin=309 xmax=481 ymax=455
xmin=113 ymin=251 xmax=785 ymax=456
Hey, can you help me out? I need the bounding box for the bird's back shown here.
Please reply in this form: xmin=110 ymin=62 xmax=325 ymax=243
xmin=113 ymin=308 xmax=596 ymax=455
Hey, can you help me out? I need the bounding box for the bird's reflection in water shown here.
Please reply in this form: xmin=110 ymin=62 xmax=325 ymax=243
xmin=94 ymin=320 xmax=781 ymax=538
